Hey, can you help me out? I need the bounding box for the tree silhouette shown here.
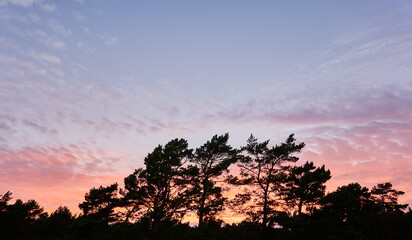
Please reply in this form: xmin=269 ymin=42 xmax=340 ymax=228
xmin=321 ymin=182 xmax=372 ymax=223
xmin=0 ymin=191 xmax=12 ymax=212
xmin=118 ymin=170 xmax=146 ymax=223
xmin=188 ymin=133 xmax=238 ymax=228
xmin=231 ymin=134 xmax=305 ymax=229
xmin=125 ymin=138 xmax=193 ymax=239
xmin=0 ymin=198 xmax=47 ymax=239
xmin=281 ymin=161 xmax=331 ymax=216
xmin=78 ymin=183 xmax=119 ymax=223
xmin=2 ymin=133 xmax=412 ymax=240
xmin=371 ymin=182 xmax=408 ymax=214
xmin=45 ymin=206 xmax=74 ymax=239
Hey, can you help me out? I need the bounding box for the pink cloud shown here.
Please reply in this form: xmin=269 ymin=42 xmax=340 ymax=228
xmin=0 ymin=144 xmax=129 ymax=214
xmin=299 ymin=120 xmax=412 ymax=206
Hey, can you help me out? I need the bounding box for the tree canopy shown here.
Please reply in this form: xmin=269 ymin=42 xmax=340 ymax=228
xmin=2 ymin=133 xmax=411 ymax=240
xmin=188 ymin=133 xmax=238 ymax=228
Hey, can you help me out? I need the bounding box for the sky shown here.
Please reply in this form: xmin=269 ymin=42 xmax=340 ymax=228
xmin=1 ymin=0 xmax=412 ymax=220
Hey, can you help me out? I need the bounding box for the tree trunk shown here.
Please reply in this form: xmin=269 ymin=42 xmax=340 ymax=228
xmin=150 ymin=210 xmax=162 ymax=240
xmin=298 ymin=198 xmax=303 ymax=216
xmin=198 ymin=200 xmax=205 ymax=229
xmin=262 ymin=190 xmax=269 ymax=228
xmin=198 ymin=180 xmax=208 ymax=229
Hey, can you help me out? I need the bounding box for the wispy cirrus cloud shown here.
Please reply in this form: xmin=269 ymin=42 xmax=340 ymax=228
xmin=168 ymin=20 xmax=412 ymax=207
xmin=300 ymin=120 xmax=412 ymax=203
xmin=1 ymin=0 xmax=412 ymax=213
xmin=0 ymin=0 xmax=38 ymax=8
xmin=76 ymin=41 xmax=95 ymax=53
xmin=47 ymin=19 xmax=71 ymax=36
xmin=22 ymin=119 xmax=58 ymax=135
xmin=73 ymin=10 xmax=85 ymax=22
xmin=28 ymin=12 xmax=41 ymax=23
xmin=0 ymin=0 xmax=57 ymax=11
xmin=40 ymin=2 xmax=56 ymax=12
xmin=100 ymin=33 xmax=119 ymax=46
xmin=30 ymin=51 xmax=61 ymax=65
xmin=1 ymin=16 xmax=67 ymax=50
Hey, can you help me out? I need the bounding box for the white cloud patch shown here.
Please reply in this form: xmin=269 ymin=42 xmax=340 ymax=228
xmin=37 ymin=52 xmax=61 ymax=64
xmin=73 ymin=11 xmax=85 ymax=22
xmin=101 ymin=33 xmax=119 ymax=46
xmin=48 ymin=19 xmax=72 ymax=36
xmin=0 ymin=8 xmax=29 ymax=22
xmin=28 ymin=13 xmax=41 ymax=23
xmin=49 ymin=39 xmax=66 ymax=50
xmin=77 ymin=41 xmax=96 ymax=54
xmin=40 ymin=2 xmax=57 ymax=12
xmin=20 ymin=29 xmax=66 ymax=50
xmin=49 ymin=67 xmax=64 ymax=78
xmin=81 ymin=26 xmax=91 ymax=35
xmin=0 ymin=0 xmax=56 ymax=11
xmin=25 ymin=49 xmax=62 ymax=65
xmin=0 ymin=36 xmax=20 ymax=50
xmin=0 ymin=0 xmax=37 ymax=7
xmin=92 ymin=9 xmax=104 ymax=16
xmin=0 ymin=55 xmax=47 ymax=77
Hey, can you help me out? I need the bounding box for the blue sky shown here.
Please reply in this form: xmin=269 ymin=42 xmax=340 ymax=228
xmin=1 ymin=0 xmax=412 ymax=217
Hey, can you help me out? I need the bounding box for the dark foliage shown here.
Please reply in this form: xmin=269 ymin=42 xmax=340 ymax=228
xmin=280 ymin=161 xmax=331 ymax=216
xmin=120 ymin=138 xmax=194 ymax=239
xmin=78 ymin=183 xmax=119 ymax=223
xmin=229 ymin=134 xmax=305 ymax=229
xmin=2 ymin=133 xmax=412 ymax=240
xmin=188 ymin=133 xmax=238 ymax=228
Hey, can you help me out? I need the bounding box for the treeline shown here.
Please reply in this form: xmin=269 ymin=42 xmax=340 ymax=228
xmin=1 ymin=133 xmax=412 ymax=240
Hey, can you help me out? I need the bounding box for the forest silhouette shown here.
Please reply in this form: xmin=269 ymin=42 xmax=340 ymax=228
xmin=1 ymin=133 xmax=411 ymax=240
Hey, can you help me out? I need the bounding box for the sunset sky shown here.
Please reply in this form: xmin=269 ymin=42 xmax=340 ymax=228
xmin=1 ymin=0 xmax=412 ymax=219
